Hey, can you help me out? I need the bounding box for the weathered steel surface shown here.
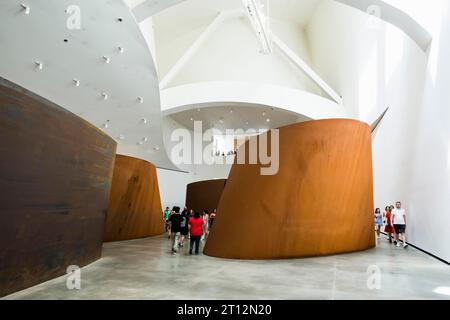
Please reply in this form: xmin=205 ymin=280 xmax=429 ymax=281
xmin=186 ymin=179 xmax=227 ymax=213
xmin=204 ymin=119 xmax=375 ymax=259
xmin=0 ymin=77 xmax=116 ymax=297
xmin=104 ymin=155 xmax=164 ymax=242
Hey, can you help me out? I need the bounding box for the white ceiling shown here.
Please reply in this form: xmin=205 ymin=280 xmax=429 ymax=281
xmin=0 ymin=0 xmax=177 ymax=170
xmin=169 ymin=103 xmax=309 ymax=132
xmin=152 ymin=0 xmax=324 ymax=36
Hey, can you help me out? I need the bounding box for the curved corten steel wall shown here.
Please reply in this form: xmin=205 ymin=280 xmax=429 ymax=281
xmin=0 ymin=77 xmax=116 ymax=297
xmin=104 ymin=155 xmax=164 ymax=242
xmin=186 ymin=179 xmax=227 ymax=213
xmin=204 ymin=119 xmax=375 ymax=259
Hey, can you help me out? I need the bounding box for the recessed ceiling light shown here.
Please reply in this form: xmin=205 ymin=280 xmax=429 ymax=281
xmin=138 ymin=137 xmax=148 ymax=145
xmin=266 ymin=118 xmax=271 ymax=123
xmin=230 ymin=109 xmax=234 ymax=113
xmin=101 ymin=92 xmax=108 ymax=100
xmin=141 ymin=118 xmax=147 ymax=124
xmin=190 ymin=117 xmax=194 ymax=121
xmin=118 ymin=46 xmax=125 ymax=54
xmin=245 ymin=121 xmax=249 ymax=125
xmin=35 ymin=61 xmax=43 ymax=71
xmin=20 ymin=4 xmax=30 ymax=15
xmin=102 ymin=120 xmax=110 ymax=129
xmin=197 ymin=108 xmax=201 ymax=112
xmin=103 ymin=56 xmax=110 ymax=63
xmin=262 ymin=112 xmax=266 ymax=117
xmin=73 ymin=79 xmax=80 ymax=87
xmin=138 ymin=97 xmax=144 ymax=104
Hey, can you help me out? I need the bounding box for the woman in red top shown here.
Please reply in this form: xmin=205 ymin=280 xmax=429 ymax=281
xmin=384 ymin=206 xmax=395 ymax=243
xmin=188 ymin=211 xmax=204 ymax=255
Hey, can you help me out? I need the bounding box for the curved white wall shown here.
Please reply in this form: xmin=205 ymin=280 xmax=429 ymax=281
xmin=408 ymin=0 xmax=450 ymax=263
xmin=308 ymin=0 xmax=450 ymax=262
xmin=161 ymin=81 xmax=346 ymax=119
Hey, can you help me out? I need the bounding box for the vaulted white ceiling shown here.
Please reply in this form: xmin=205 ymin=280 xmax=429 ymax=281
xmin=0 ymin=0 xmax=432 ymax=174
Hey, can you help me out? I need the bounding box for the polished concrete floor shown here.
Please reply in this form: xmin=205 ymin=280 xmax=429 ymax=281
xmin=3 ymin=235 xmax=450 ymax=300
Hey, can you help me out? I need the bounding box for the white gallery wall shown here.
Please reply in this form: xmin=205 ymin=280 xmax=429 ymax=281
xmin=158 ymin=115 xmax=232 ymax=208
xmin=408 ymin=0 xmax=450 ymax=263
xmin=308 ymin=0 xmax=449 ymax=262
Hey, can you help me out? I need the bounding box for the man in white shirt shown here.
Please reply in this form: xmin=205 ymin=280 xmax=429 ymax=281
xmin=392 ymin=201 xmax=408 ymax=248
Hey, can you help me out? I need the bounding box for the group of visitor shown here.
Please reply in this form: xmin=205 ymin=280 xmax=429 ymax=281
xmin=214 ymin=150 xmax=237 ymax=157
xmin=163 ymin=206 xmax=217 ymax=255
xmin=374 ymin=201 xmax=408 ymax=248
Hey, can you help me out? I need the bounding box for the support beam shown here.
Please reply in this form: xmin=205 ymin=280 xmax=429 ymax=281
xmin=159 ymin=7 xmax=343 ymax=105
xmin=159 ymin=10 xmax=244 ymax=90
xmin=271 ymin=34 xmax=344 ymax=105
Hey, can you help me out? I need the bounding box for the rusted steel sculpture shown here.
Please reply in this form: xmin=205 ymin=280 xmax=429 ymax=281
xmin=104 ymin=155 xmax=164 ymax=242
xmin=186 ymin=179 xmax=227 ymax=214
xmin=204 ymin=119 xmax=375 ymax=259
xmin=0 ymin=77 xmax=116 ymax=296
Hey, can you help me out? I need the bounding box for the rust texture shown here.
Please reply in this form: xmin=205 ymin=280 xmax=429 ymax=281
xmin=104 ymin=155 xmax=164 ymax=242
xmin=204 ymin=119 xmax=375 ymax=259
xmin=0 ymin=77 xmax=116 ymax=297
xmin=186 ymin=179 xmax=227 ymax=213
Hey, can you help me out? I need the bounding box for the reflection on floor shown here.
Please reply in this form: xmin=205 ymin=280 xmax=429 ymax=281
xmin=3 ymin=235 xmax=450 ymax=300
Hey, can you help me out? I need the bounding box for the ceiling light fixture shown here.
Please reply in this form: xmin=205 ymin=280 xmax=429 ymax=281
xmin=190 ymin=117 xmax=194 ymax=121
xmin=138 ymin=137 xmax=148 ymax=145
xmin=20 ymin=4 xmax=30 ymax=15
xmin=243 ymin=0 xmax=272 ymax=54
xmin=102 ymin=120 xmax=110 ymax=129
xmin=138 ymin=97 xmax=144 ymax=104
xmin=35 ymin=61 xmax=43 ymax=71
xmin=73 ymin=79 xmax=80 ymax=87
xmin=262 ymin=112 xmax=266 ymax=117
xmin=101 ymin=92 xmax=108 ymax=100
xmin=118 ymin=46 xmax=125 ymax=54
xmin=102 ymin=56 xmax=110 ymax=63
xmin=141 ymin=118 xmax=147 ymax=124
xmin=266 ymin=118 xmax=271 ymax=123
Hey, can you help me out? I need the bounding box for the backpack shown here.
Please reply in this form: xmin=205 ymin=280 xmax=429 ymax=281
xmin=180 ymin=215 xmax=187 ymax=228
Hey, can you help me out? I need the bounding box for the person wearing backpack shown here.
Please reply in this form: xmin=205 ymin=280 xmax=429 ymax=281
xmin=168 ymin=206 xmax=183 ymax=255
xmin=178 ymin=208 xmax=189 ymax=248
